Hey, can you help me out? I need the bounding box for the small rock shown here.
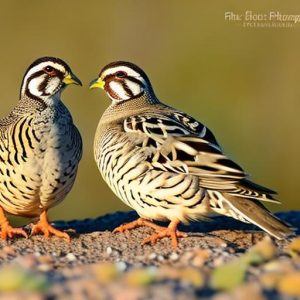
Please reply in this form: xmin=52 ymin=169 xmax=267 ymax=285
xmin=115 ymin=261 xmax=127 ymax=272
xmin=148 ymin=253 xmax=157 ymax=260
xmin=37 ymin=264 xmax=52 ymax=272
xmin=66 ymin=253 xmax=76 ymax=262
xmin=157 ymin=255 xmax=164 ymax=262
xmin=169 ymin=252 xmax=179 ymax=261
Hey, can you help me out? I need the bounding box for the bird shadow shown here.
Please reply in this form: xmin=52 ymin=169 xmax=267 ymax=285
xmin=54 ymin=210 xmax=300 ymax=236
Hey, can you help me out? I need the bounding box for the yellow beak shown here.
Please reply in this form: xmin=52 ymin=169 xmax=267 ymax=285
xmin=89 ymin=78 xmax=105 ymax=90
xmin=63 ymin=73 xmax=82 ymax=86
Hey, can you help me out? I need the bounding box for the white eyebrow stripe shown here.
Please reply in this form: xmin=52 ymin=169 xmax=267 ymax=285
xmin=102 ymin=66 xmax=141 ymax=79
xmin=125 ymin=80 xmax=142 ymax=96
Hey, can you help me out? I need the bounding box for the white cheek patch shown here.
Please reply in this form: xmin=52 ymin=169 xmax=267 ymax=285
xmin=28 ymin=76 xmax=45 ymax=97
xmin=125 ymin=80 xmax=143 ymax=96
xmin=45 ymin=77 xmax=61 ymax=95
xmin=28 ymin=76 xmax=61 ymax=97
xmin=109 ymin=81 xmax=130 ymax=100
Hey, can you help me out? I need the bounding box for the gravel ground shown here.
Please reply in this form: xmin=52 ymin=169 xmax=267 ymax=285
xmin=0 ymin=211 xmax=299 ymax=299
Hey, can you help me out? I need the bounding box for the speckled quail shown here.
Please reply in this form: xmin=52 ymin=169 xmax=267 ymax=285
xmin=0 ymin=57 xmax=82 ymax=241
xmin=90 ymin=61 xmax=292 ymax=249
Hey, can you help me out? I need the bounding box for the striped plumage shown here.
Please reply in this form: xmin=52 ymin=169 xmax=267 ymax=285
xmin=0 ymin=57 xmax=82 ymax=240
xmin=90 ymin=61 xmax=292 ymax=248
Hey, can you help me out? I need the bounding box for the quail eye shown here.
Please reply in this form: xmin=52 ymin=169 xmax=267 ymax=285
xmin=115 ymin=71 xmax=126 ymax=78
xmin=45 ymin=66 xmax=54 ymax=73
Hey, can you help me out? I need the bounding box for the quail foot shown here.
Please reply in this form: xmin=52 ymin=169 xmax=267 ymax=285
xmin=90 ymin=61 xmax=292 ymax=249
xmin=0 ymin=57 xmax=82 ymax=241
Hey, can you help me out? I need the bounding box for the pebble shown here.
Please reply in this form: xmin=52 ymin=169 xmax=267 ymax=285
xmin=37 ymin=263 xmax=52 ymax=272
xmin=106 ymin=247 xmax=113 ymax=255
xmin=169 ymin=252 xmax=179 ymax=261
xmin=116 ymin=261 xmax=127 ymax=272
xmin=148 ymin=253 xmax=157 ymax=260
xmin=66 ymin=253 xmax=76 ymax=262
xmin=157 ymin=255 xmax=165 ymax=262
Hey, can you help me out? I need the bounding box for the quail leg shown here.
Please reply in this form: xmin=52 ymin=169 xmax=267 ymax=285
xmin=113 ymin=217 xmax=167 ymax=233
xmin=31 ymin=210 xmax=70 ymax=241
xmin=113 ymin=218 xmax=187 ymax=249
xmin=142 ymin=219 xmax=187 ymax=249
xmin=0 ymin=206 xmax=28 ymax=240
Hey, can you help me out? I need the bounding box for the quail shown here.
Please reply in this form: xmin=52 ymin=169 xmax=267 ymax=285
xmin=0 ymin=57 xmax=82 ymax=241
xmin=90 ymin=61 xmax=292 ymax=248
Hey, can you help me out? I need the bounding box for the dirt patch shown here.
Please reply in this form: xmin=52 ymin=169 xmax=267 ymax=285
xmin=0 ymin=211 xmax=299 ymax=299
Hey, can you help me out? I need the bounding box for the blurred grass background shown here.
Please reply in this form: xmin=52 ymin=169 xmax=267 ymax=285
xmin=0 ymin=0 xmax=299 ymax=224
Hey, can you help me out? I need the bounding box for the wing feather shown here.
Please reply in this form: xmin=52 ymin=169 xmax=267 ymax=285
xmin=124 ymin=112 xmax=246 ymax=185
xmin=123 ymin=111 xmax=277 ymax=204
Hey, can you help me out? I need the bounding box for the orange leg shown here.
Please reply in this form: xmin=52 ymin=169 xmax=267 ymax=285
xmin=142 ymin=219 xmax=187 ymax=249
xmin=0 ymin=207 xmax=28 ymax=240
xmin=113 ymin=217 xmax=166 ymax=233
xmin=31 ymin=211 xmax=70 ymax=242
xmin=113 ymin=218 xmax=187 ymax=249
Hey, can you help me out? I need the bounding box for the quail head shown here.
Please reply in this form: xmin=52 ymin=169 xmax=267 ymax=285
xmin=0 ymin=57 xmax=82 ymax=241
xmin=90 ymin=61 xmax=293 ymax=249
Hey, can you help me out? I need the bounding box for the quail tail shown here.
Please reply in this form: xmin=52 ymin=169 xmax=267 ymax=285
xmin=222 ymin=193 xmax=293 ymax=239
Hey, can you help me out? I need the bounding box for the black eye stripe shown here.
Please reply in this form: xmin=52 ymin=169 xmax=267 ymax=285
xmin=26 ymin=70 xmax=45 ymax=85
xmin=126 ymin=76 xmax=144 ymax=86
xmin=104 ymin=74 xmax=143 ymax=86
xmin=123 ymin=81 xmax=134 ymax=98
xmin=26 ymin=69 xmax=64 ymax=84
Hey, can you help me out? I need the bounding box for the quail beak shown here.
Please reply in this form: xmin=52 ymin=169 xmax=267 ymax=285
xmin=63 ymin=73 xmax=82 ymax=86
xmin=89 ymin=78 xmax=105 ymax=90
